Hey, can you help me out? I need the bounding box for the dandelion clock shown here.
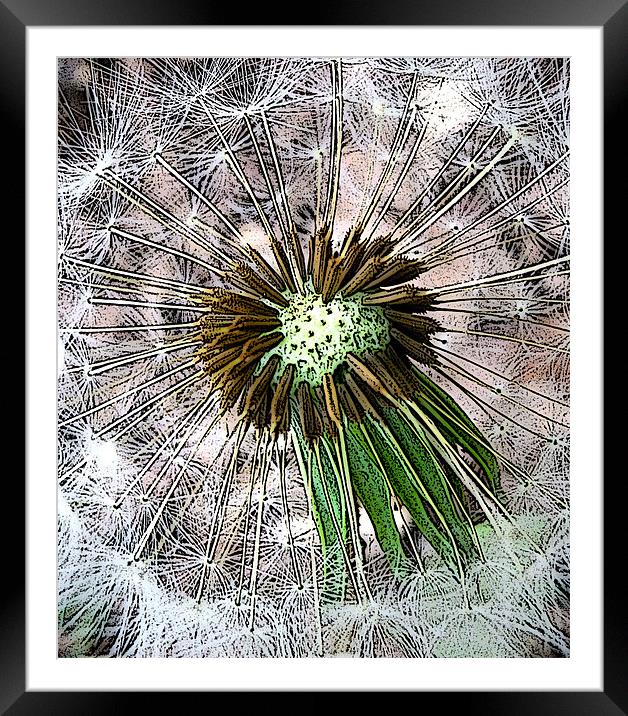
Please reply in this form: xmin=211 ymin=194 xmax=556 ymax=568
xmin=57 ymin=56 xmax=570 ymax=658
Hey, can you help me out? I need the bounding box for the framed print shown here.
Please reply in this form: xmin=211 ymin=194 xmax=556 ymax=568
xmin=5 ymin=0 xmax=620 ymax=710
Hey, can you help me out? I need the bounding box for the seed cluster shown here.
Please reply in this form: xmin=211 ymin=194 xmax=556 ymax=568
xmin=197 ymin=226 xmax=439 ymax=438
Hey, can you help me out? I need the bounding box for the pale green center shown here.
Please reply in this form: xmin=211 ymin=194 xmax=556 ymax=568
xmin=265 ymin=291 xmax=390 ymax=387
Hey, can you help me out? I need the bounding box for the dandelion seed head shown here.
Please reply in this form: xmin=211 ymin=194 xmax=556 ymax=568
xmin=58 ymin=56 xmax=570 ymax=658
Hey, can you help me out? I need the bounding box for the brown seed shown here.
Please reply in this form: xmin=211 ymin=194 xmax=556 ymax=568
xmin=382 ymin=345 xmax=424 ymax=395
xmin=337 ymin=225 xmax=363 ymax=259
xmin=384 ymin=309 xmax=441 ymax=336
xmin=362 ymin=286 xmax=433 ymax=313
xmin=268 ymin=234 xmax=297 ymax=294
xmin=341 ymin=256 xmax=384 ymax=296
xmin=322 ymin=373 xmax=342 ymax=429
xmin=390 ymin=327 xmax=438 ymax=366
xmin=200 ymin=326 xmax=258 ymax=352
xmin=252 ymin=392 xmax=271 ymax=431
xmin=270 ymin=364 xmax=296 ymax=435
xmin=201 ymin=288 xmax=279 ymax=317
xmin=333 ymin=241 xmax=363 ymax=290
xmin=219 ymin=361 xmax=259 ymax=411
xmin=246 ymin=245 xmax=287 ymax=292
xmin=314 ymin=383 xmax=338 ymax=440
xmin=296 ymin=381 xmax=322 ymax=442
xmin=361 ymin=234 xmax=397 ymax=262
xmin=228 ymin=262 xmax=289 ymax=307
xmin=362 ymin=353 xmax=406 ymax=400
xmin=241 ymin=355 xmax=280 ymax=421
xmin=345 ymin=353 xmax=396 ymax=404
xmin=337 ymin=383 xmax=363 ymax=424
xmin=344 ymin=373 xmax=385 ymax=424
xmin=311 ymin=229 xmax=332 ymax=293
xmin=360 ymin=256 xmax=425 ymax=292
xmin=287 ymin=230 xmax=307 ymax=284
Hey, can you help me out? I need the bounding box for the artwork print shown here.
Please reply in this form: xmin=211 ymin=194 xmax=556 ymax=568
xmin=57 ymin=57 xmax=570 ymax=658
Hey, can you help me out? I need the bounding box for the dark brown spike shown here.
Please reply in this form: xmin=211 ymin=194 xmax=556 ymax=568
xmin=296 ymin=381 xmax=322 ymax=442
xmin=240 ymin=355 xmax=280 ymax=420
xmin=321 ymin=255 xmax=346 ymax=303
xmin=362 ymin=352 xmax=406 ymax=400
xmin=322 ymin=373 xmax=342 ymax=430
xmin=384 ymin=309 xmax=441 ymax=336
xmin=330 ymin=263 xmax=348 ymax=301
xmin=312 ymin=235 xmax=328 ymax=293
xmin=247 ymin=245 xmax=287 ymax=292
xmin=233 ymin=315 xmax=282 ymax=331
xmin=205 ymin=331 xmax=283 ymax=385
xmin=320 ymin=255 xmax=336 ymax=302
xmin=337 ymin=225 xmax=363 ymax=259
xmin=245 ymin=331 xmax=285 ymax=359
xmin=390 ymin=327 xmax=438 ymax=366
xmin=270 ymin=364 xmax=296 ymax=435
xmin=236 ymin=374 xmax=256 ymax=413
xmin=214 ymin=333 xmax=284 ymax=409
xmin=382 ymin=345 xmax=424 ymax=395
xmin=337 ymin=383 xmax=363 ymax=424
xmin=361 ymin=234 xmax=397 ymax=263
xmin=362 ymin=286 xmax=433 ymax=312
xmin=216 ymin=296 xmax=278 ymax=318
xmin=341 ymin=256 xmax=384 ymax=296
xmin=335 ymin=235 xmax=393 ymax=296
xmin=288 ymin=230 xmax=307 ymax=284
xmin=201 ymin=314 xmax=282 ymax=332
xmin=334 ymin=240 xmax=364 ymax=293
xmin=344 ymin=373 xmax=385 ymax=423
xmin=199 ymin=344 xmax=246 ymax=374
xmin=314 ymin=383 xmax=338 ymax=440
xmin=268 ymin=234 xmax=297 ymax=294
xmin=363 ymin=347 xmax=423 ymax=401
xmin=202 ymin=288 xmax=279 ymax=317
xmin=359 ymin=257 xmax=425 ymax=292
xmin=307 ymin=235 xmax=316 ymax=279
xmin=336 ymin=235 xmax=408 ymax=296
xmin=311 ymin=229 xmax=332 ymax=293
xmin=374 ymin=258 xmax=426 ymax=289
xmin=200 ymin=325 xmax=258 ymax=352
xmin=252 ymin=392 xmax=271 ymax=430
xmin=228 ymin=262 xmax=289 ymax=307
xmin=318 ymin=220 xmax=332 ymax=244
xmin=346 ymin=352 xmax=397 ymax=405
xmin=220 ymin=360 xmax=259 ymax=411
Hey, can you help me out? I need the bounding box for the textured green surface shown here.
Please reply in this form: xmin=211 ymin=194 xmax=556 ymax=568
xmin=412 ymin=368 xmax=500 ymax=493
xmin=290 ymin=366 xmax=502 ymax=598
xmin=384 ymin=408 xmax=476 ymax=552
xmin=364 ymin=416 xmax=459 ymax=570
xmin=344 ymin=422 xmax=406 ymax=573
xmin=268 ymin=290 xmax=390 ymax=386
xmin=292 ymin=421 xmax=347 ymax=602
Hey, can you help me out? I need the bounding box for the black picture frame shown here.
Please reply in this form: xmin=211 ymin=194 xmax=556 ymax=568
xmin=5 ymin=0 xmax=619 ymax=711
